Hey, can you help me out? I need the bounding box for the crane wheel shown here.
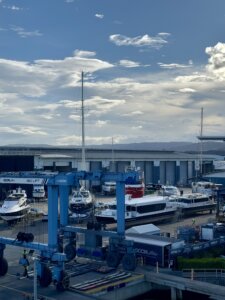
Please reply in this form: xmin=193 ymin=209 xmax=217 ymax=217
xmin=39 ymin=265 xmax=52 ymax=287
xmin=0 ymin=258 xmax=8 ymax=276
xmin=64 ymin=243 xmax=76 ymax=261
xmin=56 ymin=271 xmax=70 ymax=291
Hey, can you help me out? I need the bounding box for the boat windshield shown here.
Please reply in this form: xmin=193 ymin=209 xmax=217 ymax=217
xmin=6 ymin=195 xmax=24 ymax=201
xmin=73 ymin=190 xmax=89 ymax=198
xmin=80 ymin=191 xmax=89 ymax=197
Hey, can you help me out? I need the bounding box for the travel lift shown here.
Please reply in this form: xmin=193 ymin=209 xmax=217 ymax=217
xmin=0 ymin=170 xmax=140 ymax=291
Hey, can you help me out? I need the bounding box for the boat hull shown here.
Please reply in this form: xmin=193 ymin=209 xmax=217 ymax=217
xmin=0 ymin=206 xmax=30 ymax=222
xmin=178 ymin=203 xmax=216 ymax=216
xmin=95 ymin=209 xmax=177 ymax=228
xmin=69 ymin=202 xmax=93 ymax=214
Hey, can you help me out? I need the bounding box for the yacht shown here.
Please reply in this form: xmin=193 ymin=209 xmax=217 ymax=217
xmin=102 ymin=179 xmax=145 ymax=198
xmin=158 ymin=185 xmax=180 ymax=197
xmin=68 ymin=72 xmax=93 ymax=218
xmin=95 ymin=194 xmax=177 ymax=227
xmin=192 ymin=181 xmax=222 ymax=198
xmin=168 ymin=193 xmax=216 ymax=216
xmin=102 ymin=181 xmax=116 ymax=195
xmin=32 ymin=184 xmax=46 ymax=200
xmin=125 ymin=181 xmax=145 ymax=198
xmin=69 ymin=186 xmax=93 ymax=216
xmin=0 ymin=187 xmax=30 ymax=223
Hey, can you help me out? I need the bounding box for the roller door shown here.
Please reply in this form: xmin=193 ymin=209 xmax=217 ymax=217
xmin=180 ymin=161 xmax=188 ymax=185
xmin=160 ymin=161 xmax=166 ymax=184
xmin=165 ymin=161 xmax=176 ymax=185
xmin=144 ymin=162 xmax=153 ymax=183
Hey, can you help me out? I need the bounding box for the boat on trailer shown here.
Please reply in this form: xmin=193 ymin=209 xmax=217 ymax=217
xmin=69 ymin=186 xmax=93 ymax=215
xmin=168 ymin=193 xmax=216 ymax=216
xmin=95 ymin=194 xmax=177 ymax=227
xmin=0 ymin=187 xmax=30 ymax=224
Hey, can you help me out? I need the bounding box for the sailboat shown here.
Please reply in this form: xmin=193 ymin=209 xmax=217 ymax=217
xmin=69 ymin=72 xmax=93 ymax=218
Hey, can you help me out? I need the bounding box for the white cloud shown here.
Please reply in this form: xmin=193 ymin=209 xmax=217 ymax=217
xmin=109 ymin=33 xmax=169 ymax=48
xmin=119 ymin=60 xmax=141 ymax=68
xmin=179 ymin=88 xmax=196 ymax=93
xmin=205 ymin=42 xmax=225 ymax=81
xmin=95 ymin=13 xmax=104 ymax=19
xmin=0 ymin=126 xmax=47 ymax=136
xmin=131 ymin=125 xmax=143 ymax=130
xmin=3 ymin=5 xmax=22 ymax=10
xmin=96 ymin=120 xmax=108 ymax=126
xmin=0 ymin=42 xmax=225 ymax=145
xmin=11 ymin=26 xmax=42 ymax=38
xmin=158 ymin=62 xmax=191 ymax=69
xmin=73 ymin=50 xmax=96 ymax=58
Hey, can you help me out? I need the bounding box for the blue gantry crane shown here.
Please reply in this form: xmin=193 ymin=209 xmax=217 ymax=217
xmin=0 ymin=170 xmax=141 ymax=291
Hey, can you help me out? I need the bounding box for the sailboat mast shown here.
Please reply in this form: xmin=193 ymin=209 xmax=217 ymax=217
xmin=200 ymin=107 xmax=203 ymax=176
xmin=81 ymin=71 xmax=86 ymax=171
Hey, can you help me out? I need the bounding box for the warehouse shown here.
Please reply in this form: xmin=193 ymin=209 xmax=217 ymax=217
xmin=0 ymin=145 xmax=221 ymax=189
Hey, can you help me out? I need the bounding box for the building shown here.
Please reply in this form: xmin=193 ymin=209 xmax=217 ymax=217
xmin=0 ymin=145 xmax=221 ymax=190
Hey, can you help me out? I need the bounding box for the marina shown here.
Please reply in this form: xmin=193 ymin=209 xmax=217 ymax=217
xmin=1 ymin=2 xmax=225 ymax=299
xmin=0 ymin=168 xmax=224 ymax=300
xmin=0 ymin=203 xmax=222 ymax=300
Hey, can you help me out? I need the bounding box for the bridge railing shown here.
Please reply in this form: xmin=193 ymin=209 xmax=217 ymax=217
xmin=182 ymin=268 xmax=225 ymax=280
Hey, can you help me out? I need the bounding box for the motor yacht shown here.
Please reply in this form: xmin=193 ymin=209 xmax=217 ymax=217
xmin=32 ymin=184 xmax=46 ymax=200
xmin=0 ymin=187 xmax=30 ymax=223
xmin=69 ymin=186 xmax=93 ymax=215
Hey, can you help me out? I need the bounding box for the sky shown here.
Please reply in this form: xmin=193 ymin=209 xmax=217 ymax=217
xmin=1 ymin=0 xmax=225 ymax=146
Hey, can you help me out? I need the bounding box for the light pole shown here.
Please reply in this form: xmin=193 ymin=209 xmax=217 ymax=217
xmin=32 ymin=256 xmax=38 ymax=300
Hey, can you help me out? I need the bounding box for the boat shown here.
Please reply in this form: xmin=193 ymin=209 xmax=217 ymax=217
xmin=102 ymin=181 xmax=116 ymax=195
xmin=69 ymin=72 xmax=93 ymax=217
xmin=125 ymin=181 xmax=145 ymax=198
xmin=32 ymin=184 xmax=46 ymax=200
xmin=0 ymin=187 xmax=30 ymax=223
xmin=158 ymin=185 xmax=180 ymax=197
xmin=168 ymin=192 xmax=216 ymax=216
xmin=102 ymin=177 xmax=145 ymax=198
xmin=95 ymin=194 xmax=177 ymax=227
xmin=69 ymin=186 xmax=93 ymax=215
xmin=191 ymin=181 xmax=222 ymax=198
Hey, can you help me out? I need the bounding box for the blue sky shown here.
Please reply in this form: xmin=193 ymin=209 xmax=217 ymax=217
xmin=1 ymin=0 xmax=225 ymax=146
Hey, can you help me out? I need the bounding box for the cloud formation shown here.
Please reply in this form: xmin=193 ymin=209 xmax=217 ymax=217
xmin=109 ymin=33 xmax=169 ymax=48
xmin=11 ymin=26 xmax=42 ymax=38
xmin=0 ymin=42 xmax=225 ymax=145
xmin=95 ymin=13 xmax=104 ymax=19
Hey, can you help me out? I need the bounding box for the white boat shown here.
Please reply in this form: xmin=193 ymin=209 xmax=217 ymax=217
xmin=69 ymin=186 xmax=93 ymax=214
xmin=102 ymin=181 xmax=116 ymax=195
xmin=32 ymin=184 xmax=45 ymax=200
xmin=69 ymin=72 xmax=93 ymax=217
xmin=95 ymin=194 xmax=177 ymax=227
xmin=191 ymin=181 xmax=222 ymax=198
xmin=0 ymin=187 xmax=30 ymax=223
xmin=168 ymin=193 xmax=216 ymax=216
xmin=158 ymin=185 xmax=180 ymax=197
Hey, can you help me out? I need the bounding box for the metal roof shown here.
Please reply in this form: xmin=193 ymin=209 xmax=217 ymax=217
xmin=126 ymin=224 xmax=160 ymax=235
